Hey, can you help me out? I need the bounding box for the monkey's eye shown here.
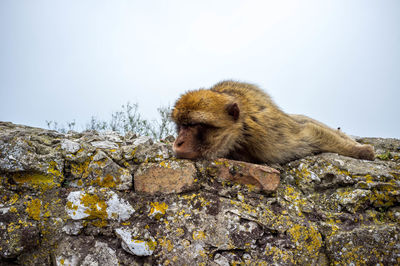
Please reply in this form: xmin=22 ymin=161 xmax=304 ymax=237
xmin=182 ymin=123 xmax=198 ymax=128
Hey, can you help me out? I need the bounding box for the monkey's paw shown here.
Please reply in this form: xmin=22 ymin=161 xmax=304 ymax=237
xmin=355 ymin=144 xmax=375 ymax=161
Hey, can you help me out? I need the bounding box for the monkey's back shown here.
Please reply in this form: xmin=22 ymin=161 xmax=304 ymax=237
xmin=210 ymin=80 xmax=303 ymax=163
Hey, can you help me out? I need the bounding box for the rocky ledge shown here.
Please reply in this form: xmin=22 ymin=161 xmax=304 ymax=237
xmin=0 ymin=121 xmax=399 ymax=265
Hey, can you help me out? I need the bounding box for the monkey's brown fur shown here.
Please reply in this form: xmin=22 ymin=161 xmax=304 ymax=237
xmin=171 ymin=80 xmax=375 ymax=164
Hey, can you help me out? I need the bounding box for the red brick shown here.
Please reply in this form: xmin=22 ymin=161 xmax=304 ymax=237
xmin=209 ymin=159 xmax=280 ymax=192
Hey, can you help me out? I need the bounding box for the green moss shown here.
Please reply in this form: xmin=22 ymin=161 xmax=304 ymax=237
xmin=376 ymin=151 xmax=392 ymax=160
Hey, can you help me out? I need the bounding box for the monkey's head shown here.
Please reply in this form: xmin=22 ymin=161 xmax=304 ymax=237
xmin=171 ymin=89 xmax=242 ymax=160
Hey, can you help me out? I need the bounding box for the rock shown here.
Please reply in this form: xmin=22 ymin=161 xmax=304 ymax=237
xmin=121 ymin=137 xmax=172 ymax=165
xmin=213 ymin=253 xmax=230 ymax=266
xmin=0 ymin=218 xmax=39 ymax=259
xmin=62 ymin=221 xmax=84 ymax=235
xmin=207 ymin=158 xmax=280 ymax=192
xmin=1 ymin=122 xmax=400 ymax=265
xmin=90 ymin=140 xmax=119 ymax=149
xmin=133 ymin=142 xmax=172 ymax=163
xmin=81 ymin=241 xmax=120 ymax=266
xmin=115 ymin=227 xmax=156 ymax=256
xmin=164 ymin=135 xmax=175 ymax=143
xmin=132 ymin=136 xmax=153 ymax=146
xmin=66 ymin=150 xmax=132 ymax=190
xmin=88 ymin=151 xmax=132 ymax=190
xmin=54 ymin=236 xmax=95 ymax=265
xmin=99 ymin=131 xmax=123 ymax=143
xmin=55 ymin=237 xmax=119 ymax=265
xmin=65 ymin=187 xmax=135 ymax=224
xmin=326 ymin=225 xmax=400 ymax=265
xmin=134 ymin=160 xmax=198 ymax=194
xmin=0 ymin=123 xmax=64 ymax=175
xmin=61 ymin=139 xmax=81 ymax=154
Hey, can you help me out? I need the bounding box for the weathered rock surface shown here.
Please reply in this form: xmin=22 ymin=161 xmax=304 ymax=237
xmin=207 ymin=158 xmax=280 ymax=192
xmin=1 ymin=121 xmax=399 ymax=265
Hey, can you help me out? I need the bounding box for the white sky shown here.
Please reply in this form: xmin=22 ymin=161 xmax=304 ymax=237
xmin=1 ymin=0 xmax=399 ymax=138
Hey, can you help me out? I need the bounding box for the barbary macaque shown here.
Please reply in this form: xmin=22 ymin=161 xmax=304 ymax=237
xmin=171 ymin=80 xmax=374 ymax=164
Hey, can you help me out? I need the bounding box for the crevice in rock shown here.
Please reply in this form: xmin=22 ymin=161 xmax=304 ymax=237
xmin=210 ymin=247 xmax=247 ymax=259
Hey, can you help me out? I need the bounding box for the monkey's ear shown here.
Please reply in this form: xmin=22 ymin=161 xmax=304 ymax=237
xmin=227 ymin=103 xmax=240 ymax=121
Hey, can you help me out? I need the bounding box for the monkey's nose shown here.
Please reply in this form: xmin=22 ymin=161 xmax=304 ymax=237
xmin=172 ymin=140 xmax=183 ymax=153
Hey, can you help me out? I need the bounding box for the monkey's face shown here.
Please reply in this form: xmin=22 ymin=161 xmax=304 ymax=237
xmin=171 ymin=89 xmax=242 ymax=160
xmin=172 ymin=123 xmax=212 ymax=159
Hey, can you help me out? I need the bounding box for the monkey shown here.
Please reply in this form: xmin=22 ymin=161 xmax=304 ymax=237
xmin=171 ymin=80 xmax=375 ymax=164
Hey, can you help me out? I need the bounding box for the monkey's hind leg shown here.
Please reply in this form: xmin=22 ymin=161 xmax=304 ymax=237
xmin=300 ymin=121 xmax=375 ymax=160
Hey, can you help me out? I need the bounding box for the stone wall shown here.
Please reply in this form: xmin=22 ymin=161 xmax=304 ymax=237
xmin=0 ymin=121 xmax=399 ymax=265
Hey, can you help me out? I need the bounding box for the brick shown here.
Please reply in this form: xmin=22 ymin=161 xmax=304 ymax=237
xmin=209 ymin=159 xmax=280 ymax=192
xmin=134 ymin=160 xmax=197 ymax=194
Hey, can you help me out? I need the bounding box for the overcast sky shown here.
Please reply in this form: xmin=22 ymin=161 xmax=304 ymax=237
xmin=1 ymin=0 xmax=399 ymax=138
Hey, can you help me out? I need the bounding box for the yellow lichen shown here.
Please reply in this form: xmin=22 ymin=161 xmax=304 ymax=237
xmin=13 ymin=172 xmax=56 ymax=191
xmin=147 ymin=239 xmax=158 ymax=251
xmin=158 ymin=237 xmax=173 ymax=252
xmin=176 ymin=228 xmax=185 ymax=237
xmin=149 ymin=202 xmax=168 ymax=219
xmin=246 ymin=184 xmax=257 ymax=192
xmin=66 ymin=201 xmax=78 ymax=211
xmin=79 ymin=193 xmax=108 ymax=227
xmin=213 ymin=159 xmax=230 ymax=167
xmin=230 ymin=199 xmax=258 ymax=215
xmin=177 ymin=209 xmax=186 ymax=216
xmin=179 ymin=193 xmax=198 ymax=201
xmin=264 ymin=245 xmax=295 ymax=264
xmin=7 ymin=222 xmax=21 ymax=233
xmin=47 ymin=161 xmax=63 ymax=177
xmin=281 ymin=185 xmax=307 ymax=217
xmin=25 ymin=199 xmax=42 ymax=221
xmin=370 ymin=187 xmax=396 ymax=208
xmin=94 ymin=174 xmax=116 ymax=188
xmin=159 ymin=161 xmax=171 ymax=168
xmin=131 ymin=147 xmax=138 ymax=157
xmin=192 ymin=230 xmax=206 ymax=240
xmin=287 ymin=223 xmax=322 ymax=259
xmin=70 ymin=160 xmax=91 ymax=179
xmin=336 ymin=168 xmax=351 ymax=176
xmin=9 ymin=194 xmax=19 ymax=204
